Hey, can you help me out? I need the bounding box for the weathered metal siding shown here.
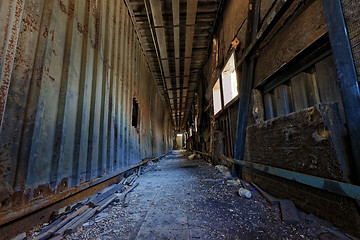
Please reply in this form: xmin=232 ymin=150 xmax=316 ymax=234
xmin=0 ymin=0 xmax=173 ymax=225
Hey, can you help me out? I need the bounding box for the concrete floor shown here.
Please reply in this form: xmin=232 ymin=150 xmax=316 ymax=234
xmin=67 ymin=150 xmax=346 ymax=240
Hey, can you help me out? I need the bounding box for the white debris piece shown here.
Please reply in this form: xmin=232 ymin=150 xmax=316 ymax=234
xmin=188 ymin=153 xmax=197 ymax=160
xmin=238 ymin=188 xmax=252 ymax=198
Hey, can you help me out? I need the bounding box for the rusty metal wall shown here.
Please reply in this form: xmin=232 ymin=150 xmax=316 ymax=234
xmin=0 ymin=0 xmax=173 ymax=225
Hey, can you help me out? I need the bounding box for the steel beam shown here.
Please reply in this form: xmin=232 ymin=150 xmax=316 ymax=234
xmin=322 ymin=0 xmax=360 ymax=183
xmin=234 ymin=0 xmax=260 ymax=163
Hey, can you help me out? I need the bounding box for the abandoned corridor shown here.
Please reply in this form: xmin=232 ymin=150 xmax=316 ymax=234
xmin=1 ymin=0 xmax=360 ymax=238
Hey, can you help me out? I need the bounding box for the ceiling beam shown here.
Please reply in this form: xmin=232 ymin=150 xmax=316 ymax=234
xmin=147 ymin=0 xmax=174 ymax=107
xmin=181 ymin=0 xmax=198 ymax=125
xmin=148 ymin=0 xmax=173 ymax=94
xmin=154 ymin=24 xmax=197 ymax=29
xmin=173 ymin=0 xmax=181 ymax=128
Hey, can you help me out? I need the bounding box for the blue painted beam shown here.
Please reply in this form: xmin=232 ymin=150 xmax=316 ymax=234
xmin=195 ymin=151 xmax=360 ymax=201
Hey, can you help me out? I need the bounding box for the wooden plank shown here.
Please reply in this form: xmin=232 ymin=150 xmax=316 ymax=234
xmin=128 ymin=174 xmax=138 ymax=186
xmin=315 ymin=55 xmax=345 ymax=121
xmin=273 ymin=87 xmax=286 ymax=117
xmin=315 ymin=55 xmax=343 ymax=104
xmin=123 ymin=192 xmax=131 ymax=207
xmin=55 ymin=207 xmax=95 ymax=236
xmin=62 ymin=207 xmax=99 ymax=235
xmin=33 ymin=215 xmax=66 ymax=240
xmin=279 ymin=199 xmax=299 ymax=224
xmin=87 ymin=183 xmax=124 ymax=207
xmin=290 ymin=72 xmax=308 ymax=111
xmin=304 ymin=69 xmax=320 ymax=107
xmin=33 ymin=205 xmax=89 ymax=240
xmin=264 ymin=93 xmax=274 ymax=120
xmin=121 ymin=183 xmax=139 ymax=203
xmin=251 ymin=182 xmax=278 ymax=205
xmin=96 ymin=195 xmax=118 ymax=213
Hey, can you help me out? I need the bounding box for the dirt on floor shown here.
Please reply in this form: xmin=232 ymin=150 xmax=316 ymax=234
xmin=53 ymin=150 xmax=352 ymax=240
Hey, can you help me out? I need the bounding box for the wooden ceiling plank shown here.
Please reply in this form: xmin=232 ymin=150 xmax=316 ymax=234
xmin=172 ymin=0 xmax=180 ymax=128
xmin=148 ymin=0 xmax=174 ymax=101
xmin=181 ymin=0 xmax=198 ymax=125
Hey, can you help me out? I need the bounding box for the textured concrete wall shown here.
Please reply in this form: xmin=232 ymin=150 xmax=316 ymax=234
xmin=245 ymin=103 xmax=351 ymax=181
xmin=0 ymin=0 xmax=173 ymax=225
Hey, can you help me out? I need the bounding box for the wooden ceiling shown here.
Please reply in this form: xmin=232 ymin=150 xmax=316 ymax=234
xmin=124 ymin=0 xmax=223 ymax=130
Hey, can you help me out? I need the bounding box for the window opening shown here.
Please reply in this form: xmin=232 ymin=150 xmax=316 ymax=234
xmin=221 ymin=53 xmax=238 ymax=106
xmin=132 ymin=98 xmax=139 ymax=128
xmin=213 ymin=78 xmax=222 ymax=115
xmin=263 ymin=55 xmax=344 ymax=121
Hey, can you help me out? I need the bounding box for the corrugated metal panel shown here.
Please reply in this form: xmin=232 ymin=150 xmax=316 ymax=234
xmin=0 ymin=0 xmax=173 ymax=225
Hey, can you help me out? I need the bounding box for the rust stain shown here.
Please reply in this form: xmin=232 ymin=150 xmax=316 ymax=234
xmin=33 ymin=183 xmax=55 ymax=199
xmin=0 ymin=0 xmax=24 ymax=129
xmin=56 ymin=178 xmax=69 ymax=192
xmin=42 ymin=27 xmax=48 ymax=38
xmin=58 ymin=0 xmax=74 ymax=18
xmin=89 ymin=3 xmax=100 ymax=50
xmin=50 ymin=28 xmax=55 ymax=41
xmin=54 ymin=136 xmax=61 ymax=147
xmin=77 ymin=22 xmax=85 ymax=34
xmin=22 ymin=13 xmax=39 ymax=32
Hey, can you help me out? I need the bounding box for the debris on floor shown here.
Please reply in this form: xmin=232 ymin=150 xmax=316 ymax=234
xmin=28 ymin=150 xmax=353 ymax=239
xmin=215 ymin=165 xmax=232 ymax=179
xmin=238 ymin=187 xmax=252 ymax=198
xmin=188 ymin=153 xmax=197 ymax=160
xmin=29 ymin=172 xmax=140 ymax=239
xmin=251 ymin=182 xmax=278 ymax=205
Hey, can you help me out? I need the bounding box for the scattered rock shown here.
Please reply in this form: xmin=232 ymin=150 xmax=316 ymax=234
xmin=318 ymin=232 xmax=346 ymax=240
xmin=10 ymin=232 xmax=26 ymax=240
xmin=82 ymin=222 xmax=90 ymax=227
xmin=215 ymin=165 xmax=232 ymax=179
xmin=238 ymin=188 xmax=252 ymax=198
